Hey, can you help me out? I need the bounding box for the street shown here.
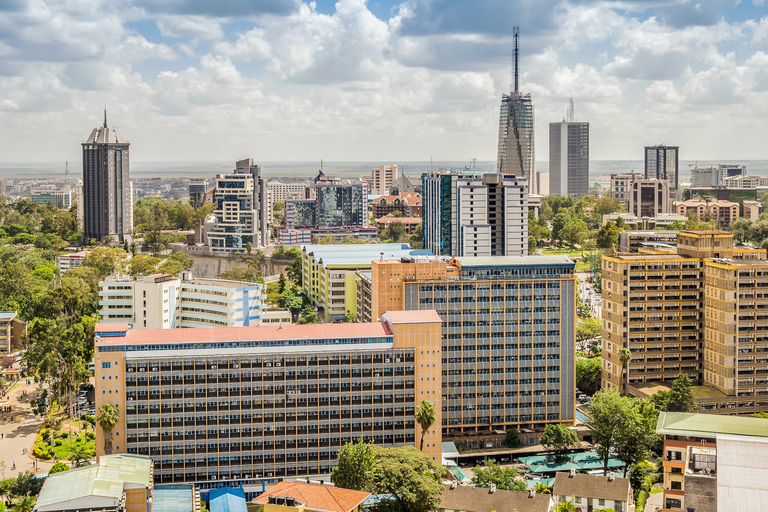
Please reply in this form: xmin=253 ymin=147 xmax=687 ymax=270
xmin=576 ymin=272 xmax=602 ymax=320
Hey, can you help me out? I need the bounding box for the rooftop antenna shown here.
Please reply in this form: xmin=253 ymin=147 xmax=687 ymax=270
xmin=567 ymin=97 xmax=575 ymax=122
xmin=513 ymin=26 xmax=520 ymax=93
xmin=103 ymin=105 xmax=107 ymax=128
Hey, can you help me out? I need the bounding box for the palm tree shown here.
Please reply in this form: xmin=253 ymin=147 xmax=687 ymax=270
xmin=556 ymin=499 xmax=576 ymax=512
xmin=12 ymin=496 xmax=36 ymax=512
xmin=533 ymin=482 xmax=552 ymax=494
xmin=619 ymin=348 xmax=632 ymax=395
xmin=96 ymin=404 xmax=119 ymax=455
xmin=415 ymin=400 xmax=436 ymax=452
xmin=69 ymin=445 xmax=92 ymax=467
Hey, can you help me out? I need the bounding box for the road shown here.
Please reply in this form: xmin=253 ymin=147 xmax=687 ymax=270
xmin=576 ymin=272 xmax=602 ymax=320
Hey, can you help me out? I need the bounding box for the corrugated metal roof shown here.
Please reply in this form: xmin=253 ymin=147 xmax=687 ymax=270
xmin=656 ymin=412 xmax=768 ymax=438
xmin=455 ymin=255 xmax=575 ymax=267
xmin=209 ymin=486 xmax=247 ymax=512
xmin=154 ymin=485 xmax=196 ymax=512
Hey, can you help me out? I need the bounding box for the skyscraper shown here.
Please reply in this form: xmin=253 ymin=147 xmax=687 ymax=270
xmin=644 ymin=145 xmax=679 ymax=191
xmin=497 ymin=27 xmax=535 ymax=192
xmin=422 ymin=170 xmax=528 ymax=257
xmin=549 ymin=99 xmax=589 ymax=196
xmin=82 ymin=111 xmax=133 ymax=243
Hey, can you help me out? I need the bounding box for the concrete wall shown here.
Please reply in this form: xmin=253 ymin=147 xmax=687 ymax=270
xmin=684 ymin=474 xmax=717 ymax=512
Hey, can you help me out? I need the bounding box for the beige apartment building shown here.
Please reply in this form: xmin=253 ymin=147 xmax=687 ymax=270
xmin=602 ymin=231 xmax=768 ymax=414
xmin=366 ymin=165 xmax=398 ymax=196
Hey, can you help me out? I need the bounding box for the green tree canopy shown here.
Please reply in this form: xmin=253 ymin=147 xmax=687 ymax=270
xmin=576 ymin=357 xmax=601 ymax=395
xmin=540 ymin=424 xmax=579 ymax=458
xmin=81 ymin=247 xmax=128 ymax=279
xmin=667 ymin=373 xmax=697 ymax=413
xmin=470 ymin=460 xmax=526 ymax=491
xmin=415 ymin=401 xmax=436 ymax=452
xmin=372 ymin=446 xmax=445 ymax=512
xmin=331 ymin=438 xmax=376 ymax=491
xmin=128 ymin=254 xmax=160 ymax=276
xmin=576 ymin=317 xmax=601 ymax=342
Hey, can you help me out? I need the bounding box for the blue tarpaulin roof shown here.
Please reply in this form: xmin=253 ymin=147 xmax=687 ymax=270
xmin=210 ymin=486 xmax=247 ymax=512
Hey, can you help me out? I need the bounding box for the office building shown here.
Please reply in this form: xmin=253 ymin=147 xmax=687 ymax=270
xmin=723 ymin=174 xmax=768 ymax=189
xmin=56 ymin=250 xmax=91 ymax=272
xmin=618 ymin=231 xmax=678 ymax=253
xmin=0 ymin=312 xmax=25 ymax=356
xmin=300 ymin=243 xmax=432 ymax=322
xmin=645 ymin=145 xmax=679 ymax=191
xmin=31 ymin=190 xmax=72 ymax=209
xmin=207 ymin=159 xmax=269 ymax=253
xmin=692 ymin=163 xmax=748 ymax=187
xmin=75 ymin=179 xmax=84 ymax=229
xmin=189 ymin=178 xmax=208 ymax=209
xmin=285 ymin=200 xmax=316 ymax=229
xmin=627 ymin=179 xmax=670 ymax=218
xmin=268 ymin=181 xmax=311 ymax=203
xmin=371 ymin=193 xmax=422 ymax=220
xmin=673 ymin=199 xmax=740 ymax=226
xmin=656 ymin=412 xmax=768 ymax=512
xmin=497 ymin=28 xmax=535 ymax=191
xmin=549 ymin=100 xmax=589 ymax=197
xmin=422 ymin=170 xmax=528 ymax=257
xmin=610 ymin=173 xmax=643 ymax=206
xmin=366 ymin=165 xmax=399 ymax=196
xmin=99 ymin=275 xmax=283 ymax=329
xmin=93 ymin=311 xmax=443 ymax=487
xmin=277 ymin=227 xmax=379 ymax=247
xmin=363 ymin=255 xmax=576 ymax=437
xmin=82 ymin=112 xmax=133 ymax=243
xmin=602 ymin=231 xmax=768 ymax=415
xmin=314 ymin=177 xmax=368 ymax=228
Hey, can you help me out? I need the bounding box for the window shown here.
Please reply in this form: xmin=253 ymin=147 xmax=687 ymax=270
xmin=598 ymin=499 xmax=605 ymax=506
xmin=671 ymin=481 xmax=682 ymax=490
xmin=102 ymin=362 xmax=111 ymax=369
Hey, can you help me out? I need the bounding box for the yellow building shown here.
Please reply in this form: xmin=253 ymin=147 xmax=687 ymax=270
xmin=602 ymin=230 xmax=768 ymax=414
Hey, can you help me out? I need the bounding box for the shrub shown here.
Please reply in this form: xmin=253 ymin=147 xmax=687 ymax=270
xmin=54 ymin=440 xmax=63 ymax=446
xmin=86 ymin=432 xmax=95 ymax=440
xmin=49 ymin=462 xmax=69 ymax=474
xmin=33 ymin=444 xmax=51 ymax=460
xmin=58 ymin=432 xmax=69 ymax=439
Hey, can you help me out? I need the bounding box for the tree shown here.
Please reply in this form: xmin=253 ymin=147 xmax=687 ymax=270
xmin=556 ymin=499 xmax=576 ymax=512
xmin=752 ymin=412 xmax=768 ymax=419
xmin=505 ymin=429 xmax=523 ymax=448
xmin=667 ymin=373 xmax=697 ymax=413
xmin=539 ymin=424 xmax=579 ymax=459
xmin=245 ymin=242 xmax=253 ymax=255
xmin=588 ymin=389 xmax=634 ymax=474
xmin=331 ymin=438 xmax=376 ymax=491
xmin=576 ymin=317 xmax=601 ymax=342
xmin=596 ymin=221 xmax=621 ymax=249
xmin=561 ymin=218 xmax=589 ymax=250
xmin=48 ymin=462 xmax=69 ymax=474
xmin=216 ymin=267 xmax=263 ymax=283
xmin=96 ymin=404 xmax=119 ymax=455
xmin=372 ymin=446 xmax=445 ymax=512
xmin=381 ymin=221 xmax=406 ymax=242
xmin=167 ymin=201 xmax=195 ymax=230
xmin=277 ymin=273 xmax=287 ymax=293
xmin=470 ymin=460 xmax=527 ymax=491
xmin=69 ymin=444 xmax=92 ymax=467
xmin=296 ymin=311 xmax=318 ymax=324
xmin=415 ymin=401 xmax=436 ymax=452
xmin=343 ymin=312 xmax=357 ymax=323
xmin=619 ymin=348 xmax=632 ymax=395
xmin=10 ymin=496 xmax=35 ymax=512
xmin=533 ymin=482 xmax=552 ymax=494
xmin=145 ymin=202 xmax=168 ymax=256
xmin=551 ymin=212 xmax=570 ymax=241
xmin=157 ymin=252 xmax=194 ymax=276
xmin=593 ymin=196 xmax=625 ymax=216
xmin=81 ymin=247 xmax=128 ymax=278
xmin=650 ymin=390 xmax=670 ymax=411
xmin=576 ymin=357 xmax=601 ymax=396
xmin=128 ymin=254 xmax=160 ymax=276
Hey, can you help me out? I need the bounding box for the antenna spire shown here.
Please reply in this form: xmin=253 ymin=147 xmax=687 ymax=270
xmin=567 ymin=97 xmax=575 ymax=122
xmin=103 ymin=106 xmax=108 ymax=128
xmin=513 ymin=26 xmax=519 ymax=93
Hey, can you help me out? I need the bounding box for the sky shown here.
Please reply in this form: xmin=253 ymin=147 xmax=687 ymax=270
xmin=0 ymin=0 xmax=767 ymax=165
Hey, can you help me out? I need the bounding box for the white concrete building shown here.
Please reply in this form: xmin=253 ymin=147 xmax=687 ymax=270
xmin=56 ymin=250 xmax=90 ymax=272
xmin=99 ymin=274 xmax=288 ymax=329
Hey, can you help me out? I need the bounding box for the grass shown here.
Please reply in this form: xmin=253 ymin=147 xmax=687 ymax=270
xmin=49 ymin=433 xmax=95 ymax=461
xmin=650 ymin=488 xmax=664 ymax=494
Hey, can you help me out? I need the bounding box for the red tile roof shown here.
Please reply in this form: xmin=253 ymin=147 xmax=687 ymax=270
xmin=95 ymin=322 xmax=390 ymax=345
xmin=253 ymin=481 xmax=370 ymax=512
xmin=384 ymin=310 xmax=442 ymax=324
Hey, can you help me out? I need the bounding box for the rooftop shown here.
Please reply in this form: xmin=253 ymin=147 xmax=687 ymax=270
xmin=0 ymin=312 xmax=16 ymax=319
xmin=552 ymin=472 xmax=630 ymax=502
xmin=180 ymin=278 xmax=265 ymax=289
xmin=209 ymin=487 xmax=246 ymax=512
xmin=383 ymin=310 xmax=442 ymax=324
xmin=253 ymin=481 xmax=370 ymax=512
xmin=95 ymin=321 xmax=391 ymax=346
xmin=304 ymin=243 xmax=434 ymax=267
xmin=453 ymin=255 xmax=574 ymax=267
xmin=438 ymin=484 xmax=551 ymax=512
xmin=154 ymin=485 xmax=198 ymax=512
xmin=656 ymin=412 xmax=768 ymax=438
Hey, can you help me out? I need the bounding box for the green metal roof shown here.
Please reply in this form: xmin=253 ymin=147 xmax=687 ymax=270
xmin=656 ymin=412 xmax=768 ymax=438
xmin=520 ymin=451 xmax=625 ymax=474
xmin=36 ymin=455 xmax=152 ymax=512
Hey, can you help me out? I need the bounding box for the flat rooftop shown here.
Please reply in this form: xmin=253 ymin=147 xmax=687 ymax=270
xmin=181 ymin=278 xmax=264 ymax=289
xmin=656 ymin=412 xmax=768 ymax=438
xmin=455 ymin=255 xmax=574 ymax=267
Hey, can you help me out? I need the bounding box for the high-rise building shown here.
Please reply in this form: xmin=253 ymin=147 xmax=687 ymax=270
xmin=314 ymin=177 xmax=368 ymax=228
xmin=627 ymin=179 xmax=670 ymax=218
xmin=497 ymin=28 xmax=535 ymax=191
xmin=207 ymin=159 xmax=269 ymax=253
xmin=645 ymin=145 xmax=679 ymax=191
xmin=82 ymin=112 xmax=133 ymax=242
xmin=94 ymin=311 xmax=443 ymax=486
xmin=189 ymin=178 xmax=208 ymax=209
xmin=366 ymin=165 xmax=399 ymax=196
xmin=690 ymin=164 xmax=746 ymax=188
xmin=422 ymin=171 xmax=528 ymax=257
xmin=363 ymin=255 xmax=576 ymax=437
xmin=75 ymin=179 xmax=84 ymax=229
xmin=549 ymin=100 xmax=589 ymax=197
xmin=602 ymin=231 xmax=768 ymax=415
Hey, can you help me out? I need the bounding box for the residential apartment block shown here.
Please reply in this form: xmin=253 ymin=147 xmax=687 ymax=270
xmin=93 ymin=311 xmax=443 ymax=488
xmin=56 ymin=250 xmax=90 ymax=272
xmin=365 ymin=165 xmax=399 ymax=196
xmin=371 ymin=193 xmax=422 ymax=220
xmin=360 ymin=254 xmax=576 ymax=437
xmin=0 ymin=312 xmax=25 ymax=356
xmin=673 ymin=199 xmax=740 ymax=226
xmin=99 ymin=275 xmax=284 ymax=329
xmin=602 ymin=231 xmax=768 ymax=415
xmin=723 ymin=174 xmax=768 ymax=188
xmin=300 ymin=243 xmax=432 ymax=322
xmin=656 ymin=412 xmax=768 ymax=512
xmin=422 ymin=171 xmax=528 ymax=257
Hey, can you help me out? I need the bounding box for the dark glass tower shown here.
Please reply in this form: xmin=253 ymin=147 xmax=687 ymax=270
xmin=82 ymin=112 xmax=133 ymax=243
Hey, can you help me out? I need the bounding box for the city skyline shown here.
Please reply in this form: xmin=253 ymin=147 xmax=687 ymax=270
xmin=0 ymin=0 xmax=766 ymax=163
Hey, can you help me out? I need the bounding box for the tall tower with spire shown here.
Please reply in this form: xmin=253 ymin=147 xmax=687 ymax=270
xmin=497 ymin=27 xmax=535 ymax=192
xmin=82 ymin=110 xmax=133 ymax=243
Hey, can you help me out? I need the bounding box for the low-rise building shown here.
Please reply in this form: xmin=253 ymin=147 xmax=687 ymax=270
xmin=254 ymin=481 xmax=370 ymax=512
xmin=35 ymin=454 xmax=154 ymax=512
xmin=438 ymin=482 xmax=553 ymax=512
xmin=375 ymin=214 xmax=422 ymax=236
xmin=723 ymin=174 xmax=768 ymax=188
xmin=743 ymin=200 xmax=762 ymax=220
xmin=31 ymin=190 xmax=72 ymax=209
xmin=0 ymin=312 xmax=25 ymax=355
xmin=56 ymin=250 xmax=91 ymax=272
xmin=656 ymin=412 xmax=768 ymax=512
xmin=552 ymin=470 xmax=632 ymax=512
xmin=674 ymin=199 xmax=740 ymax=226
xmin=371 ymin=193 xmax=422 ymax=219
xmin=610 ymin=172 xmax=643 ymax=206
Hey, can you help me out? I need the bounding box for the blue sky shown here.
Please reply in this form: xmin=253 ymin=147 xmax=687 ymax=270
xmin=0 ymin=0 xmax=766 ymax=164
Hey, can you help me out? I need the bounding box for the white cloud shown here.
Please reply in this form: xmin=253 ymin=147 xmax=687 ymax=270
xmin=156 ymin=16 xmax=224 ymax=39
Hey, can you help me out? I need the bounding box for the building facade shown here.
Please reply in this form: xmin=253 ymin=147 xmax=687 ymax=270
xmin=207 ymin=159 xmax=269 ymax=253
xmin=645 ymin=145 xmax=679 ymax=191
xmin=366 ymin=165 xmax=399 ymax=196
xmin=610 ymin=173 xmax=644 ymax=206
xmin=0 ymin=312 xmax=25 ymax=356
xmin=314 ymin=178 xmax=367 ymax=229
xmin=498 ymin=93 xmax=535 ymax=191
xmin=189 ymin=179 xmax=208 ymax=209
xmin=627 ymin=179 xmax=670 ymax=218
xmin=93 ymin=312 xmax=443 ymax=488
xmin=549 ymin=114 xmax=589 ymax=197
xmin=371 ymin=193 xmax=422 ymax=220
xmin=31 ymin=190 xmax=72 ymax=209
xmin=723 ymin=174 xmax=768 ymax=188
xmin=422 ymin=171 xmax=528 ymax=257
xmin=56 ymin=250 xmax=91 ymax=273
xmin=82 ymin=114 xmax=134 ymax=243
xmin=673 ymin=199 xmax=740 ymax=226
xmin=364 ymin=255 xmax=577 ymax=437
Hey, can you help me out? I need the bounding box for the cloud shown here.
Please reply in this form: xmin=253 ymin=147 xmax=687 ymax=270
xmin=655 ymin=0 xmax=721 ymax=28
xmin=156 ymin=16 xmax=224 ymax=39
xmin=131 ymin=0 xmax=300 ymax=17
